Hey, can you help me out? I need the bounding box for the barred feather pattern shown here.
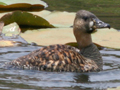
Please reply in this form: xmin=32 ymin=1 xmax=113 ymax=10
xmin=4 ymin=44 xmax=100 ymax=72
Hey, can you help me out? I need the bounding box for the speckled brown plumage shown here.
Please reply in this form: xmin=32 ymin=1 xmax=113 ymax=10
xmin=5 ymin=44 xmax=99 ymax=72
xmin=4 ymin=10 xmax=110 ymax=72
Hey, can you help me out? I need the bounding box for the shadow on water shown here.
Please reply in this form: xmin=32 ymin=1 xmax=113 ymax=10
xmin=43 ymin=0 xmax=120 ymax=30
xmin=0 ymin=46 xmax=120 ymax=90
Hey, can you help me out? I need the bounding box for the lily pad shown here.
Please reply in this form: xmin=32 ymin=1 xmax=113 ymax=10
xmin=0 ymin=22 xmax=29 ymax=47
xmin=0 ymin=3 xmax=44 ymax=12
xmin=107 ymin=86 xmax=120 ymax=90
xmin=21 ymin=28 xmax=120 ymax=49
xmin=0 ymin=40 xmax=29 ymax=47
xmin=0 ymin=0 xmax=48 ymax=8
xmin=65 ymin=42 xmax=104 ymax=50
xmin=2 ymin=22 xmax=21 ymax=36
xmin=0 ymin=40 xmax=15 ymax=47
xmin=0 ymin=2 xmax=7 ymax=5
xmin=0 ymin=11 xmax=54 ymax=32
xmin=30 ymin=10 xmax=76 ymax=28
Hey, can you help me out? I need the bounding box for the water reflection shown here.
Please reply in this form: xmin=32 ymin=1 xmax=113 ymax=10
xmin=0 ymin=46 xmax=120 ymax=90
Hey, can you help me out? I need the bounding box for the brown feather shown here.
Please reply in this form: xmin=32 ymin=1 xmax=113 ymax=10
xmin=4 ymin=44 xmax=99 ymax=72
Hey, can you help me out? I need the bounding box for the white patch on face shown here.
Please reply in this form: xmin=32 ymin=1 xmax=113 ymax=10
xmin=89 ymin=21 xmax=94 ymax=30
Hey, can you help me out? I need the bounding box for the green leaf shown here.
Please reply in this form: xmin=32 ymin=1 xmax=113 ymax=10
xmin=0 ymin=2 xmax=7 ymax=5
xmin=0 ymin=0 xmax=48 ymax=12
xmin=0 ymin=0 xmax=47 ymax=7
xmin=0 ymin=3 xmax=44 ymax=12
xmin=0 ymin=11 xmax=55 ymax=32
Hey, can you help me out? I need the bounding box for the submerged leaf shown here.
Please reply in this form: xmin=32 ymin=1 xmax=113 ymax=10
xmin=0 ymin=11 xmax=54 ymax=32
xmin=0 ymin=3 xmax=44 ymax=12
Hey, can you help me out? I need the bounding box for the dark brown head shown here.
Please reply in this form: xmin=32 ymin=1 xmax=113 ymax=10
xmin=73 ymin=10 xmax=110 ymax=34
xmin=73 ymin=10 xmax=110 ymax=49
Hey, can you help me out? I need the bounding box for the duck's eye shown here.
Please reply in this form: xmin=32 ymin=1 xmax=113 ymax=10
xmin=83 ymin=16 xmax=88 ymax=21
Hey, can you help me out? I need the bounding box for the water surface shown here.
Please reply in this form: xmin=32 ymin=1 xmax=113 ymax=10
xmin=43 ymin=0 xmax=120 ymax=30
xmin=0 ymin=1 xmax=120 ymax=90
xmin=0 ymin=46 xmax=120 ymax=90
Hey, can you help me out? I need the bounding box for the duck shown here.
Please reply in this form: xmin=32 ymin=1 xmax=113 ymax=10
xmin=4 ymin=10 xmax=110 ymax=72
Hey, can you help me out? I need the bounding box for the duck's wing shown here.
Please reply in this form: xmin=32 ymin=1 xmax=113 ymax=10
xmin=4 ymin=44 xmax=99 ymax=72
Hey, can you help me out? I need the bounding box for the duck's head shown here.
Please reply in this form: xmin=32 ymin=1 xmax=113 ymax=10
xmin=73 ymin=10 xmax=110 ymax=34
xmin=73 ymin=10 xmax=110 ymax=49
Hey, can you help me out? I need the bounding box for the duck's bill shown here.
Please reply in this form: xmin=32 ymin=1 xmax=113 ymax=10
xmin=94 ymin=18 xmax=111 ymax=29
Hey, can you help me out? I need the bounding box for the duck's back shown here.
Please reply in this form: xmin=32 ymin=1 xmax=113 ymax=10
xmin=4 ymin=44 xmax=99 ymax=72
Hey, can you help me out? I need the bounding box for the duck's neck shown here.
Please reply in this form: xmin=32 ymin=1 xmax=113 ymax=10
xmin=74 ymin=31 xmax=92 ymax=49
xmin=73 ymin=29 xmax=103 ymax=70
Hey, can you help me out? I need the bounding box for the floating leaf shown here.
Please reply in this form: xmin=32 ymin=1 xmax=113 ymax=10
xmin=65 ymin=42 xmax=104 ymax=50
xmin=0 ymin=22 xmax=29 ymax=47
xmin=2 ymin=22 xmax=21 ymax=36
xmin=21 ymin=28 xmax=120 ymax=49
xmin=0 ymin=2 xmax=7 ymax=5
xmin=0 ymin=40 xmax=28 ymax=47
xmin=0 ymin=40 xmax=14 ymax=47
xmin=0 ymin=11 xmax=54 ymax=32
xmin=0 ymin=0 xmax=48 ymax=8
xmin=0 ymin=3 xmax=44 ymax=12
xmin=65 ymin=42 xmax=78 ymax=48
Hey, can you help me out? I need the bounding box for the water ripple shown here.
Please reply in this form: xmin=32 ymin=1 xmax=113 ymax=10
xmin=0 ymin=46 xmax=120 ymax=90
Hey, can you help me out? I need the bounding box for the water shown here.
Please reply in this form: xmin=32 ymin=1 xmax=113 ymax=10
xmin=0 ymin=1 xmax=120 ymax=90
xmin=43 ymin=0 xmax=120 ymax=30
xmin=0 ymin=46 xmax=120 ymax=90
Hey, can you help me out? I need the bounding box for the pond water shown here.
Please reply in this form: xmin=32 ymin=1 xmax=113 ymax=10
xmin=43 ymin=0 xmax=120 ymax=30
xmin=0 ymin=46 xmax=120 ymax=90
xmin=0 ymin=0 xmax=120 ymax=90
